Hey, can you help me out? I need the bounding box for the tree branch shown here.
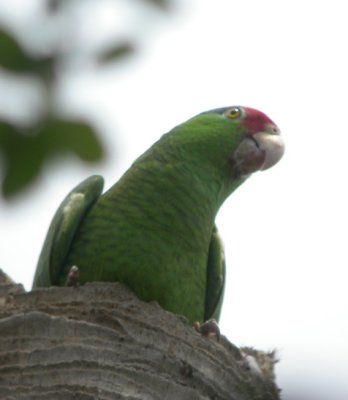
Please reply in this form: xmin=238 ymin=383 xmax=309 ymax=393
xmin=0 ymin=270 xmax=280 ymax=399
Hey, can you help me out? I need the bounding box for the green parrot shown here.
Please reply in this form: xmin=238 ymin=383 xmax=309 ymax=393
xmin=33 ymin=106 xmax=284 ymax=323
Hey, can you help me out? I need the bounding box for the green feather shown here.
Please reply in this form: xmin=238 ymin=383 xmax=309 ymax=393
xmin=205 ymin=226 xmax=225 ymax=321
xmin=33 ymin=175 xmax=104 ymax=287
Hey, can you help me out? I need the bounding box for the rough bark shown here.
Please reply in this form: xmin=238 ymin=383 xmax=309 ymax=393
xmin=0 ymin=270 xmax=280 ymax=399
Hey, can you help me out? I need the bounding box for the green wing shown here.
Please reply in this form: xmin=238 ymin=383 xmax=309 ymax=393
xmin=32 ymin=175 xmax=104 ymax=288
xmin=204 ymin=225 xmax=226 ymax=321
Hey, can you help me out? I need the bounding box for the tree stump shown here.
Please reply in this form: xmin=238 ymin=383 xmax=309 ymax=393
xmin=0 ymin=270 xmax=280 ymax=399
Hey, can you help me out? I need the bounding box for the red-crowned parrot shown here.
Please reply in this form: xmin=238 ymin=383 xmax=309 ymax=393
xmin=33 ymin=106 xmax=284 ymax=323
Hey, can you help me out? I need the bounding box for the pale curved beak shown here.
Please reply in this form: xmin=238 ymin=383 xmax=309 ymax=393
xmin=253 ymin=131 xmax=285 ymax=171
xmin=233 ymin=129 xmax=285 ymax=174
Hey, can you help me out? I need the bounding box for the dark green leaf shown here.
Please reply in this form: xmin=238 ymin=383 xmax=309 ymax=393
xmin=40 ymin=118 xmax=104 ymax=161
xmin=0 ymin=29 xmax=34 ymax=72
xmin=97 ymin=43 xmax=134 ymax=65
xmin=0 ymin=29 xmax=55 ymax=79
xmin=0 ymin=122 xmax=45 ymax=197
xmin=0 ymin=118 xmax=104 ymax=198
xmin=0 ymin=121 xmax=12 ymax=145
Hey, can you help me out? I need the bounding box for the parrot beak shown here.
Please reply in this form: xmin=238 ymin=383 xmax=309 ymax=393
xmin=253 ymin=129 xmax=285 ymax=171
xmin=233 ymin=126 xmax=285 ymax=174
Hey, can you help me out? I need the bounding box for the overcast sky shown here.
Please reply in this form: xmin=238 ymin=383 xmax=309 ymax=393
xmin=1 ymin=1 xmax=348 ymax=399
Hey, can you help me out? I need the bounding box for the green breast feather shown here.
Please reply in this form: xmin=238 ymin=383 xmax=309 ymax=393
xmin=33 ymin=106 xmax=284 ymax=323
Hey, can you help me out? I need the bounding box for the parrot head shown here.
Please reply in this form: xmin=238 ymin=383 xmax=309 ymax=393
xmin=200 ymin=106 xmax=285 ymax=175
xmin=228 ymin=106 xmax=284 ymax=174
xmin=140 ymin=105 xmax=284 ymax=182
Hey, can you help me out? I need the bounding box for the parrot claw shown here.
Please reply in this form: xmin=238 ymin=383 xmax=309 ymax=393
xmin=66 ymin=265 xmax=80 ymax=287
xmin=193 ymin=319 xmax=220 ymax=341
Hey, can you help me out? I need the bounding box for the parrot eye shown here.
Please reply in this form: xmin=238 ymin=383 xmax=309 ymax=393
xmin=225 ymin=107 xmax=242 ymax=120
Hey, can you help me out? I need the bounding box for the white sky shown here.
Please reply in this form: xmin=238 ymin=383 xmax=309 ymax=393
xmin=1 ymin=1 xmax=348 ymax=399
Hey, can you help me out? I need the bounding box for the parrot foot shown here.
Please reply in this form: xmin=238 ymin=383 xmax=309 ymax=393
xmin=66 ymin=265 xmax=80 ymax=287
xmin=193 ymin=319 xmax=220 ymax=341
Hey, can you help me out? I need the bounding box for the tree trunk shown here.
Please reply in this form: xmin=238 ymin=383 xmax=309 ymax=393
xmin=0 ymin=270 xmax=280 ymax=399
